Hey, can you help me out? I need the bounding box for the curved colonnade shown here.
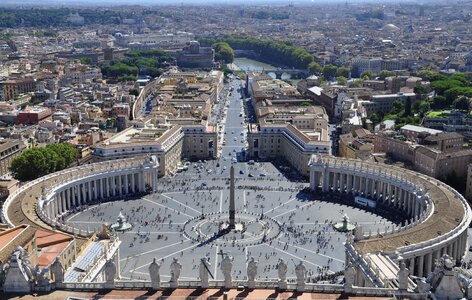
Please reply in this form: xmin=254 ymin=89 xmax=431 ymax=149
xmin=309 ymin=155 xmax=472 ymax=278
xmin=1 ymin=156 xmax=159 ymax=236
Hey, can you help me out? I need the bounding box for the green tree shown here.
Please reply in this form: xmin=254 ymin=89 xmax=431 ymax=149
xmin=378 ymin=70 xmax=395 ymax=80
xmin=350 ymin=79 xmax=364 ymax=88
xmin=129 ymin=88 xmax=140 ymax=97
xmin=454 ymin=96 xmax=471 ymax=112
xmin=79 ymin=57 xmax=92 ymax=65
xmin=431 ymin=79 xmax=466 ymax=95
xmin=308 ymin=61 xmax=322 ymax=74
xmin=361 ymin=71 xmax=374 ymax=80
xmin=444 ymin=87 xmax=472 ymax=103
xmin=414 ymin=85 xmax=429 ymax=96
xmin=219 ymin=65 xmax=233 ymax=75
xmin=336 ymin=76 xmax=348 ymax=86
xmin=417 ymin=69 xmax=446 ymax=81
xmin=10 ymin=147 xmax=50 ymax=181
xmin=336 ymin=67 xmax=350 ymax=78
xmin=10 ymin=143 xmax=77 ymax=181
xmin=432 ymin=95 xmax=447 ymax=109
xmin=301 ymin=101 xmax=312 ymax=106
xmin=412 ymin=100 xmax=431 ymax=117
xmin=322 ymin=64 xmax=338 ymax=80
xmin=391 ymin=99 xmax=404 ymax=115
xmin=370 ymin=113 xmax=380 ymax=125
xmin=212 ymin=42 xmax=235 ymax=63
xmin=404 ymin=97 xmax=412 ymax=117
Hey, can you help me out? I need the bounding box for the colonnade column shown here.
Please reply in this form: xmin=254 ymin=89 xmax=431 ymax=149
xmin=417 ymin=255 xmax=424 ymax=277
xmin=409 ymin=257 xmax=415 ymax=275
xmin=131 ymin=173 xmax=135 ymax=193
xmin=152 ymin=169 xmax=158 ymax=193
xmin=347 ymin=174 xmax=352 ymax=193
xmin=125 ymin=174 xmax=129 ymax=195
xmin=425 ymin=253 xmax=432 ymax=275
xmin=81 ymin=183 xmax=86 ymax=204
xmin=371 ymin=179 xmax=375 ymax=198
xmin=93 ymin=180 xmax=98 ymax=200
xmin=140 ymin=172 xmax=145 ymax=192
xmin=117 ymin=175 xmax=122 ymax=196
xmin=333 ymin=172 xmax=339 ymax=192
xmin=88 ymin=181 xmax=92 ymax=202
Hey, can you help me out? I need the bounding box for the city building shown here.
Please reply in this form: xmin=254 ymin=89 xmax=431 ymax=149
xmin=423 ymin=110 xmax=472 ymax=137
xmin=0 ymin=78 xmax=36 ymax=101
xmin=0 ymin=139 xmax=27 ymax=177
xmin=339 ymin=129 xmax=374 ymax=160
xmin=247 ymin=117 xmax=330 ymax=176
xmin=374 ymin=127 xmax=472 ymax=180
xmin=114 ymin=31 xmax=194 ymax=50
xmin=16 ymin=107 xmax=52 ymax=125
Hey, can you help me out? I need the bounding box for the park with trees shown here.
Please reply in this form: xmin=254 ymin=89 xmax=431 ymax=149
xmin=99 ymin=50 xmax=175 ymax=83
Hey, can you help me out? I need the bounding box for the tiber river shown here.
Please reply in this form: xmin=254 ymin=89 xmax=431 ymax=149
xmin=233 ymin=57 xmax=295 ymax=81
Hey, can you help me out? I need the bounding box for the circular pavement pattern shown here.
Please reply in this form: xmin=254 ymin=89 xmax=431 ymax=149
xmin=64 ymin=162 xmax=399 ymax=283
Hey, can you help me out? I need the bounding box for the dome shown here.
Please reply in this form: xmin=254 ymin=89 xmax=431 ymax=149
xmin=381 ymin=24 xmax=400 ymax=32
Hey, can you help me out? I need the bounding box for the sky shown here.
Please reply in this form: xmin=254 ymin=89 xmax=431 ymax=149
xmin=0 ymin=0 xmax=432 ymax=7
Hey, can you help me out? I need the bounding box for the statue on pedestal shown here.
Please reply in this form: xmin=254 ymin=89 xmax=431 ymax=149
xmin=277 ymin=259 xmax=287 ymax=289
xmin=199 ymin=257 xmax=211 ymax=288
xmin=247 ymin=257 xmax=258 ymax=289
xmin=104 ymin=259 xmax=116 ymax=285
xmin=50 ymin=257 xmax=64 ymax=284
xmin=344 ymin=263 xmax=356 ymax=293
xmin=398 ymin=262 xmax=409 ymax=291
xmin=149 ymin=258 xmax=160 ymax=290
xmin=0 ymin=260 xmax=5 ymax=286
xmin=295 ymin=261 xmax=307 ymax=292
xmin=417 ymin=278 xmax=431 ymax=293
xmin=221 ymin=254 xmax=233 ymax=288
xmin=169 ymin=258 xmax=182 ymax=288
xmin=35 ymin=266 xmax=49 ymax=288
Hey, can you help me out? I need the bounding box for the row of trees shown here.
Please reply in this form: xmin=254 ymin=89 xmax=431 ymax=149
xmin=10 ymin=143 xmax=77 ymax=181
xmin=0 ymin=8 xmax=131 ymax=28
xmin=99 ymin=50 xmax=174 ymax=82
xmin=200 ymin=35 xmax=314 ymax=69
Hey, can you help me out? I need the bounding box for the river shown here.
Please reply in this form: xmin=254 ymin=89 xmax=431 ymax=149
xmin=233 ymin=57 xmax=277 ymax=72
xmin=233 ymin=57 xmax=296 ymax=82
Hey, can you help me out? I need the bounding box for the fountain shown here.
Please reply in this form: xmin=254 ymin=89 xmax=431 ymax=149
xmin=110 ymin=212 xmax=133 ymax=232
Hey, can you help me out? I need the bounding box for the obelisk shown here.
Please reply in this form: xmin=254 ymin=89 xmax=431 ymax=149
xmin=229 ymin=165 xmax=235 ymax=229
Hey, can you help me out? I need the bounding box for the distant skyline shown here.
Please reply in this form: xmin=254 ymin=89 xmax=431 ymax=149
xmin=0 ymin=0 xmax=443 ymax=7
